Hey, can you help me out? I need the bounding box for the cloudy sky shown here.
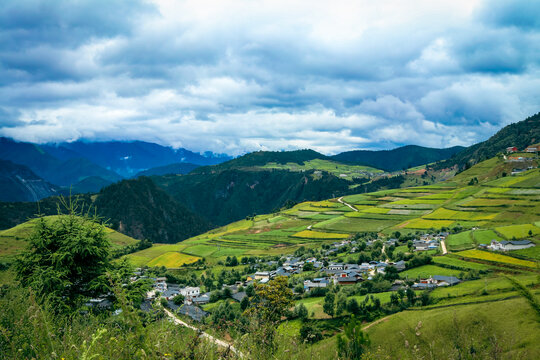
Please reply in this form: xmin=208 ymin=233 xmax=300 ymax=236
xmin=0 ymin=0 xmax=538 ymax=155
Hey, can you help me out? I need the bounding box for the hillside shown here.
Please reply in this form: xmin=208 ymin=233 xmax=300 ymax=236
xmin=331 ymin=145 xmax=465 ymax=171
xmin=0 ymin=177 xmax=213 ymax=244
xmin=132 ymin=154 xmax=539 ymax=266
xmin=0 ymin=160 xmax=60 ymax=202
xmin=435 ymin=112 xmax=540 ymax=170
xmin=134 ymin=162 xmax=200 ymax=177
xmin=93 ymin=177 xmax=212 ymax=243
xmin=0 ymin=215 xmax=139 ymax=262
xmin=153 ymin=168 xmax=359 ymax=226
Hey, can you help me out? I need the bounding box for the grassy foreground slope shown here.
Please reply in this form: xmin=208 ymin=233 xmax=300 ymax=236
xmin=0 ymin=215 xmax=139 ymax=261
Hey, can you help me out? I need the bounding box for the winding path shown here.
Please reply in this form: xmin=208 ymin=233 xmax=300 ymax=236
xmin=440 ymin=239 xmax=448 ymax=255
xmin=337 ymin=197 xmax=358 ymax=212
xmin=163 ymin=308 xmax=243 ymax=357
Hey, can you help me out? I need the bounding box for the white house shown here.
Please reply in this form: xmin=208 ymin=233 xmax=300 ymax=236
xmin=489 ymin=240 xmax=535 ymax=251
xmin=327 ymin=263 xmax=345 ymax=271
xmin=180 ymin=286 xmax=200 ymax=298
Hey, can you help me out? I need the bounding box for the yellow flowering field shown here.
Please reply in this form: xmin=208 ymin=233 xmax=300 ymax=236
xmin=457 ymin=250 xmax=537 ymax=268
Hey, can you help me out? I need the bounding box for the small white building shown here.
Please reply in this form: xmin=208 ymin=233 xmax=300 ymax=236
xmin=180 ymin=287 xmax=200 ymax=298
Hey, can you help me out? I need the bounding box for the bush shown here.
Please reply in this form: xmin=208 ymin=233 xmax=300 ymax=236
xmin=299 ymin=323 xmax=323 ymax=343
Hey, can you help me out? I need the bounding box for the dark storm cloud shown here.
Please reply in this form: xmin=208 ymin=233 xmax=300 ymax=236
xmin=0 ymin=0 xmax=538 ymax=155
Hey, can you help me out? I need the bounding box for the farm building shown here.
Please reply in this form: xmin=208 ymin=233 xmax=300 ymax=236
xmin=506 ymin=146 xmax=518 ymax=153
xmin=304 ymin=278 xmax=329 ymax=290
xmin=525 ymin=145 xmax=539 ymax=153
xmin=489 ymin=240 xmax=535 ymax=251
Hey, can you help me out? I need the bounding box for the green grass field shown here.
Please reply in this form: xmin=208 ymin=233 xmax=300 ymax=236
xmin=365 ymin=297 xmax=540 ymax=359
xmin=400 ymin=264 xmax=462 ymax=279
xmin=432 ymin=256 xmax=491 ymax=271
xmin=495 ymin=223 xmax=540 ymax=239
xmin=146 ymin=252 xmax=200 ymax=268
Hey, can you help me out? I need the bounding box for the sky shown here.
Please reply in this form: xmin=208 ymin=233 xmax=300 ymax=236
xmin=0 ymin=0 xmax=538 ymax=156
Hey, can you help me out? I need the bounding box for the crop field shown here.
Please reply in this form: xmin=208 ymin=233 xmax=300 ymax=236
xmin=147 ymin=252 xmax=200 ymax=268
xmin=125 ymin=243 xmax=187 ymax=266
xmin=495 ymin=223 xmax=540 ymax=239
xmin=400 ymin=264 xmax=462 ymax=279
xmin=446 ymin=231 xmax=473 ymax=249
xmin=314 ymin=216 xmax=401 ymax=232
xmin=401 ymin=218 xmax=454 ymax=229
xmin=456 ymin=250 xmax=538 ymax=268
xmin=423 ymin=208 xmax=497 ymax=221
xmin=291 ymin=230 xmax=349 ymax=239
xmin=359 ymin=207 xmax=390 ymax=214
xmin=432 ymin=256 xmax=491 ymax=270
xmin=472 ymin=229 xmax=503 ymax=244
xmin=429 ymin=274 xmax=538 ymax=299
xmin=510 ymin=240 xmax=540 ymax=260
xmin=260 ymin=159 xmax=382 ymax=180
xmin=182 ymin=244 xmax=219 ymax=257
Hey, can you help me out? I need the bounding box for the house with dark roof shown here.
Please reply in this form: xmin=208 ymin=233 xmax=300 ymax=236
xmin=489 ymin=240 xmax=535 ymax=251
xmin=177 ymin=305 xmax=208 ymax=322
xmin=231 ymin=291 xmax=247 ymax=302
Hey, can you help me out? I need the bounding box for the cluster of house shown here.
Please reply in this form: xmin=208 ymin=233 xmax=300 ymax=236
xmin=411 ymin=275 xmax=461 ymax=289
xmin=483 ymin=239 xmax=535 ymax=251
xmin=412 ymin=233 xmax=446 ymax=252
xmin=252 ymin=259 xmax=407 ymax=291
xmin=506 ymin=145 xmax=540 ymax=154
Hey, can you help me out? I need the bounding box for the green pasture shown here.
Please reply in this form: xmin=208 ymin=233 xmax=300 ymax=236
xmin=495 ymin=223 xmax=540 ymax=239
xmin=432 ymin=256 xmax=491 ymax=271
xmin=365 ymin=297 xmax=540 ymax=359
xmin=400 ymin=265 xmax=462 ymax=279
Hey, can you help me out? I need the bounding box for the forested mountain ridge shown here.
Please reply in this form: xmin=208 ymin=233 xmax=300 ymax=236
xmin=434 ymin=112 xmax=540 ymax=170
xmin=153 ymin=168 xmax=359 ymax=226
xmin=0 ymin=177 xmax=212 ymax=243
xmin=331 ymin=145 xmax=465 ymax=171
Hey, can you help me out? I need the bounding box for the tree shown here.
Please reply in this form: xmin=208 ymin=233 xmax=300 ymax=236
xmin=336 ymin=291 xmax=347 ymax=316
xmin=406 ymin=287 xmax=416 ymax=304
xmin=173 ymin=294 xmax=185 ymax=305
xmin=296 ymin=303 xmax=309 ymax=321
xmin=337 ymin=316 xmax=370 ymax=359
xmin=323 ymin=292 xmax=335 ymax=318
xmin=390 ymin=292 xmax=399 ymax=306
xmin=14 ymin=199 xmax=111 ymax=312
xmin=250 ymin=276 xmax=294 ymax=323
xmin=303 ymin=262 xmax=314 ymax=271
xmin=299 ymin=323 xmax=323 ymax=343
xmin=240 ymin=296 xmax=250 ymax=311
xmin=347 ymin=298 xmax=360 ymax=316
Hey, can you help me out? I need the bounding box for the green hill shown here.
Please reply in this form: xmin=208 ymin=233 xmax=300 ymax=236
xmin=93 ymin=177 xmax=212 ymax=243
xmin=192 ymin=149 xmax=328 ymax=174
xmin=436 ymin=112 xmax=540 ymax=170
xmin=0 ymin=177 xmax=213 ymax=244
xmin=331 ymin=145 xmax=465 ymax=171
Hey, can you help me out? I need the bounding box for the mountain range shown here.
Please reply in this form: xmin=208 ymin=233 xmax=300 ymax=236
xmin=0 ymin=113 xmax=537 ymax=244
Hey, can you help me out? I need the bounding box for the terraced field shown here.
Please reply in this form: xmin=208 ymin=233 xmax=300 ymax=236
xmin=121 ymin=157 xmax=539 ymax=267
